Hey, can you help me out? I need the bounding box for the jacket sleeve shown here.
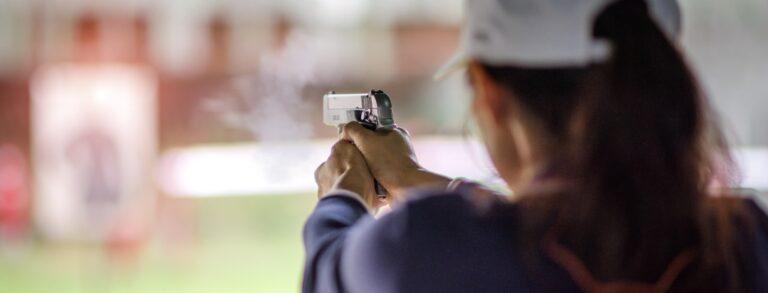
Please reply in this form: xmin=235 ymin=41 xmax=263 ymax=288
xmin=302 ymin=189 xmax=412 ymax=292
xmin=302 ymin=193 xmax=370 ymax=293
xmin=301 ymin=191 xmax=411 ymax=293
xmin=301 ymin=179 xmax=502 ymax=293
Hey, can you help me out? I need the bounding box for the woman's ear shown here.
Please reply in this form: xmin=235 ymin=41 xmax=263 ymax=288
xmin=469 ymin=63 xmax=508 ymax=126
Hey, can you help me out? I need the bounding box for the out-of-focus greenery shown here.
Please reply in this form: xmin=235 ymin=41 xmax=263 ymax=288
xmin=0 ymin=194 xmax=317 ymax=293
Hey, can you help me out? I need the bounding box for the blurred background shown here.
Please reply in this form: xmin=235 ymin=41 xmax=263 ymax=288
xmin=0 ymin=0 xmax=766 ymax=292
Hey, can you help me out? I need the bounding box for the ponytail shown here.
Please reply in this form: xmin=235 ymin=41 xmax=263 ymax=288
xmin=564 ymin=0 xmax=707 ymax=280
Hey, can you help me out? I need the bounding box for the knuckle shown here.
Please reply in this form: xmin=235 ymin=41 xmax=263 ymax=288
xmin=331 ymin=140 xmax=346 ymax=151
xmin=341 ymin=122 xmax=356 ymax=134
xmin=331 ymin=140 xmax=353 ymax=157
xmin=331 ymin=139 xmax=344 ymax=148
xmin=314 ymin=162 xmax=325 ymax=180
xmin=391 ymin=125 xmax=408 ymax=137
xmin=396 ymin=126 xmax=410 ymax=137
xmin=342 ymin=122 xmax=365 ymax=136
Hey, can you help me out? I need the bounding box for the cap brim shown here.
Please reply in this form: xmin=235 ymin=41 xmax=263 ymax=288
xmin=433 ymin=51 xmax=469 ymax=81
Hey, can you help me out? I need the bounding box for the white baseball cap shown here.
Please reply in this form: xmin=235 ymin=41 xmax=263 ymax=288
xmin=435 ymin=0 xmax=682 ymax=79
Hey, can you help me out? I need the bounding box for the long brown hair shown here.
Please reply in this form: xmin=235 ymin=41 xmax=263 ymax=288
xmin=481 ymin=0 xmax=748 ymax=291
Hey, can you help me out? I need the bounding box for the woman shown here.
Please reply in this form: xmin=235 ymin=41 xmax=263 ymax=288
xmin=303 ymin=0 xmax=768 ymax=292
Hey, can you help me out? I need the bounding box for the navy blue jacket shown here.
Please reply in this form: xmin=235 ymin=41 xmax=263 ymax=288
xmin=302 ymin=183 xmax=768 ymax=292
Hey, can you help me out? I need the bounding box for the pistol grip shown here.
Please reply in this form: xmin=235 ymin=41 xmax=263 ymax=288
xmin=361 ymin=123 xmax=387 ymax=197
xmin=343 ymin=122 xmax=386 ymax=197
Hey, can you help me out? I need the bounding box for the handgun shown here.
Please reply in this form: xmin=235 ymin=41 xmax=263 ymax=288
xmin=323 ymin=89 xmax=394 ymax=197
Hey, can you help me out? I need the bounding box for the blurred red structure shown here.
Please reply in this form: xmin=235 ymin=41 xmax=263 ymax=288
xmin=0 ymin=144 xmax=29 ymax=241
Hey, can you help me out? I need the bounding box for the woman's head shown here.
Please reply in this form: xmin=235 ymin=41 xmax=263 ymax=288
xmin=462 ymin=0 xmax=740 ymax=285
xmin=465 ymin=0 xmax=727 ymax=193
xmin=447 ymin=0 xmax=690 ymax=189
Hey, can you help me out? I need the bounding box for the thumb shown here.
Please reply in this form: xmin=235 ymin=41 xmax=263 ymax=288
xmin=340 ymin=122 xmax=371 ymax=144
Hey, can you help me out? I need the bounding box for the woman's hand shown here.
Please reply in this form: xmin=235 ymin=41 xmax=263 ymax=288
xmin=340 ymin=122 xmax=451 ymax=200
xmin=315 ymin=140 xmax=383 ymax=209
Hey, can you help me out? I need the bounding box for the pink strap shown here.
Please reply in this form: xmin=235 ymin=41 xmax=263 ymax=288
xmin=544 ymin=234 xmax=695 ymax=293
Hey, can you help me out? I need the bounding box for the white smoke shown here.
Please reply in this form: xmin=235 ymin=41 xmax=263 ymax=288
xmin=201 ymin=30 xmax=353 ymax=190
xmin=205 ymin=30 xmax=341 ymax=141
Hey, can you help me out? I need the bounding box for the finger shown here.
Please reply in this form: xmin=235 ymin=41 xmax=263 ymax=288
xmin=314 ymin=162 xmax=325 ymax=182
xmin=340 ymin=122 xmax=372 ymax=144
xmin=345 ymin=142 xmax=369 ymax=164
xmin=393 ymin=125 xmax=411 ymax=137
xmin=331 ymin=139 xmax=354 ymax=155
xmin=331 ymin=140 xmax=364 ymax=166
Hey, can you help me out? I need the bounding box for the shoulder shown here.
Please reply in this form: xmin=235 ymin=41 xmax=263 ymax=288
xmin=703 ymin=193 xmax=768 ymax=283
xmin=738 ymin=193 xmax=768 ymax=243
xmin=344 ymin=186 xmax=495 ymax=248
xmin=701 ymin=193 xmax=768 ymax=250
xmin=743 ymin=193 xmax=768 ymax=224
xmin=733 ymin=193 xmax=768 ymax=291
xmin=393 ymin=184 xmax=519 ymax=232
xmin=703 ymin=192 xmax=768 ymax=229
xmin=340 ymin=187 xmax=527 ymax=292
